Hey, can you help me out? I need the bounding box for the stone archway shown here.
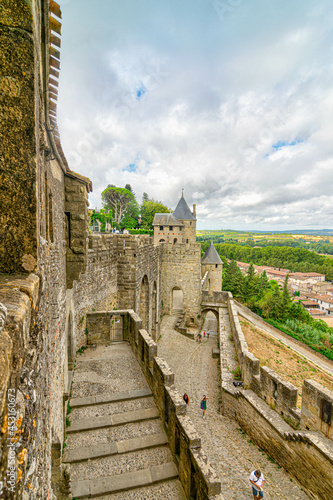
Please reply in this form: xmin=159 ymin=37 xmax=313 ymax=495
xmin=201 ymin=308 xmax=219 ymax=334
xmin=140 ymin=275 xmax=149 ymax=331
xmin=152 ymin=282 xmax=157 ymax=340
xmin=172 ymin=286 xmax=184 ymax=312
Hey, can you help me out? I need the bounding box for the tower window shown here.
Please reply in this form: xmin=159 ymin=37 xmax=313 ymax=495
xmin=186 ymin=238 xmax=189 ymax=244
xmin=160 ymin=226 xmax=163 ymax=231
xmin=169 ymin=226 xmax=173 ymax=231
xmin=215 ymin=264 xmax=218 ymax=268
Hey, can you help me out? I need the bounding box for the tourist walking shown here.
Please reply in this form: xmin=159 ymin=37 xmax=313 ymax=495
xmin=183 ymin=393 xmax=189 ymax=405
xmin=200 ymin=395 xmax=208 ymax=418
xmin=207 ymin=329 xmax=210 ymax=339
xmin=250 ymin=469 xmax=265 ymax=499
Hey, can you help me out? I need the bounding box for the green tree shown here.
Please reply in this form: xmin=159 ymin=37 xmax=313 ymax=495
xmin=125 ymin=184 xmax=135 ymax=195
xmin=140 ymin=199 xmax=170 ymax=229
xmin=120 ymin=198 xmax=140 ymax=229
xmin=244 ymin=263 xmax=259 ymax=304
xmin=222 ymin=260 xmax=245 ymax=299
xmin=142 ymin=192 xmax=149 ymax=203
xmin=102 ymin=187 xmax=135 ymax=224
xmin=281 ymin=274 xmax=292 ymax=320
xmin=259 ymin=270 xmax=269 ymax=293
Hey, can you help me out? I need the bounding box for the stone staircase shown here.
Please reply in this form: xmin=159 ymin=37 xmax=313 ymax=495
xmin=64 ymin=343 xmax=186 ymax=499
xmin=173 ymin=310 xmax=195 ymax=339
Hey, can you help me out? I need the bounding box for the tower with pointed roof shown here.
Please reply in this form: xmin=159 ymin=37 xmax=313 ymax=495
xmin=172 ymin=192 xmax=197 ymax=244
xmin=152 ymin=192 xmax=197 ymax=245
xmin=201 ymin=241 xmax=223 ymax=292
xmin=152 ymin=192 xmax=201 ymax=327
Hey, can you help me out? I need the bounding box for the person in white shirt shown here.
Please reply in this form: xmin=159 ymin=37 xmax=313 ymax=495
xmin=250 ymin=469 xmax=265 ymax=498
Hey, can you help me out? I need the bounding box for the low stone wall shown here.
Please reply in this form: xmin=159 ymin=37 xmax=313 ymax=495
xmin=226 ymin=293 xmax=299 ymax=421
xmin=221 ymin=292 xmax=333 ymax=499
xmin=302 ymin=379 xmax=333 ymax=440
xmin=86 ymin=310 xmax=221 ymax=499
xmin=202 ymin=290 xmax=229 ymax=304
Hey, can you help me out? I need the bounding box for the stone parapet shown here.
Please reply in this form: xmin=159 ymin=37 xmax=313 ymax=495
xmin=220 ymin=291 xmax=333 ymax=498
xmin=85 ymin=309 xmax=222 ymax=499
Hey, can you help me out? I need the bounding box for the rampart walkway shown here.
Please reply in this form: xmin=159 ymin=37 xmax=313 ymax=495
xmin=158 ymin=312 xmax=309 ymax=500
xmin=65 ymin=342 xmax=186 ymax=499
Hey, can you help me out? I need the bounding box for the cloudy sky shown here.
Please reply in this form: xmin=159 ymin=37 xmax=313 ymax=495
xmin=57 ymin=0 xmax=333 ymax=230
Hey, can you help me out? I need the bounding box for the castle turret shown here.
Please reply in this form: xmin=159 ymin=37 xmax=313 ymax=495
xmin=201 ymin=241 xmax=223 ymax=292
xmin=172 ymin=193 xmax=196 ymax=244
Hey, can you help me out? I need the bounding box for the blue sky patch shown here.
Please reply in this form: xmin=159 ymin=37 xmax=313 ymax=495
xmin=123 ymin=162 xmax=137 ymax=172
xmin=272 ymin=138 xmax=303 ymax=150
xmin=136 ymin=84 xmax=146 ymax=100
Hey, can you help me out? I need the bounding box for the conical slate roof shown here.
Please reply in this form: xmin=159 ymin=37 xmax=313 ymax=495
xmin=173 ymin=193 xmax=196 ymax=220
xmin=201 ymin=242 xmax=223 ymax=264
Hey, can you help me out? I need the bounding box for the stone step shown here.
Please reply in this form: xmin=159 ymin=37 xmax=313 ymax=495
xmin=66 ymin=416 xmax=165 ymax=451
xmin=63 ymin=432 xmax=168 ymax=463
xmin=71 ymin=461 xmax=178 ymax=498
xmin=70 ymin=395 xmax=155 ymax=421
xmin=86 ymin=478 xmax=186 ymax=499
xmin=70 ymin=444 xmax=173 ymax=482
xmin=70 ymin=387 xmax=152 ymax=408
xmin=67 ymin=407 xmax=159 ymax=434
xmin=85 ymin=478 xmax=187 ymax=499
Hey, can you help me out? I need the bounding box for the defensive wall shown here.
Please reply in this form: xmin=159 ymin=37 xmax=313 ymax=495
xmin=160 ymin=242 xmax=202 ymax=326
xmin=0 ymin=1 xmax=218 ymax=497
xmin=0 ymin=229 xmax=164 ymax=497
xmin=0 ymin=4 xmax=163 ymax=490
xmin=219 ymin=292 xmax=333 ymax=499
xmin=86 ymin=309 xmax=221 ymax=499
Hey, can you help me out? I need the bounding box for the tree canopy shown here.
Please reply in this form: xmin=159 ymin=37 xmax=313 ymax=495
xmin=141 ymin=199 xmax=171 ymax=229
xmin=102 ymin=187 xmax=135 ymax=224
xmin=200 ymin=241 xmax=333 ymax=280
xmin=222 ymin=259 xmax=333 ymax=361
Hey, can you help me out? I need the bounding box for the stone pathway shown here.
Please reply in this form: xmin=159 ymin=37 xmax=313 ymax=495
xmin=65 ymin=342 xmax=186 ymax=499
xmin=158 ymin=310 xmax=310 ymax=500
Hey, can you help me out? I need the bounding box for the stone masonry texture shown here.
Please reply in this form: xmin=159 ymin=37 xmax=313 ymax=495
xmin=1 ymin=1 xmax=332 ymax=499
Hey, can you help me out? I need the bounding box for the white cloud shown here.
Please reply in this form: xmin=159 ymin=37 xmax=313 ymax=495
xmin=57 ymin=0 xmax=333 ymax=230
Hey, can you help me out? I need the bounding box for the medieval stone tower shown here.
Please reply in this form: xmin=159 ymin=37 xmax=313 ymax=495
xmin=153 ymin=194 xmax=201 ymax=327
xmin=201 ymin=241 xmax=223 ymax=293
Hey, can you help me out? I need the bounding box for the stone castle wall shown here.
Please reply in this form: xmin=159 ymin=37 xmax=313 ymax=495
xmin=181 ymin=220 xmax=197 ymax=244
xmin=220 ymin=292 xmax=333 ymax=499
xmin=201 ymin=263 xmax=223 ymax=293
xmin=0 ymin=1 xmax=201 ymax=497
xmin=0 ymin=0 xmax=38 ymax=274
xmin=160 ymin=242 xmax=202 ymax=326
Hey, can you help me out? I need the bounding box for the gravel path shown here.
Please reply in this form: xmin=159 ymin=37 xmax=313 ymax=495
xmin=158 ymin=312 xmax=310 ymax=500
